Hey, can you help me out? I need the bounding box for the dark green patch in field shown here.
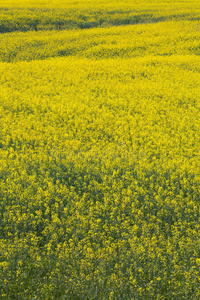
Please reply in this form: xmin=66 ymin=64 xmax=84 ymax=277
xmin=0 ymin=7 xmax=199 ymax=34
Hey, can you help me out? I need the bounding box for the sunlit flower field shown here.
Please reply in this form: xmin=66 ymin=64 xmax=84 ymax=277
xmin=0 ymin=1 xmax=200 ymax=299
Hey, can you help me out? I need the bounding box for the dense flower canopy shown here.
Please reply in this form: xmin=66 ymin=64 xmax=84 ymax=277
xmin=0 ymin=1 xmax=200 ymax=299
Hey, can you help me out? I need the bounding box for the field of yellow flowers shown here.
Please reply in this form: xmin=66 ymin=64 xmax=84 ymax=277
xmin=1 ymin=1 xmax=200 ymax=299
xmin=0 ymin=0 xmax=200 ymax=33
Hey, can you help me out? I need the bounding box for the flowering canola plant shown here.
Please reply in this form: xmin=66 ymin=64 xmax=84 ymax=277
xmin=0 ymin=1 xmax=200 ymax=299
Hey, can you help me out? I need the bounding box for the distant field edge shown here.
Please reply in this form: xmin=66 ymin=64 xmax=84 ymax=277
xmin=0 ymin=9 xmax=200 ymax=34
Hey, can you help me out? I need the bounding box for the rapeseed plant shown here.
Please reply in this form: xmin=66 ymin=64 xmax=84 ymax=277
xmin=0 ymin=1 xmax=200 ymax=299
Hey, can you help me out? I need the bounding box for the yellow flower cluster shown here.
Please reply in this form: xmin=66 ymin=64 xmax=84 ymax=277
xmin=0 ymin=1 xmax=200 ymax=299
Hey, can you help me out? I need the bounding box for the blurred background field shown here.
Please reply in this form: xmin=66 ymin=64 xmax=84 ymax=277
xmin=1 ymin=20 xmax=200 ymax=62
xmin=0 ymin=1 xmax=200 ymax=299
xmin=0 ymin=0 xmax=200 ymax=33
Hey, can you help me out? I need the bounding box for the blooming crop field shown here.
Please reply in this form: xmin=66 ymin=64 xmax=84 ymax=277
xmin=0 ymin=1 xmax=200 ymax=299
